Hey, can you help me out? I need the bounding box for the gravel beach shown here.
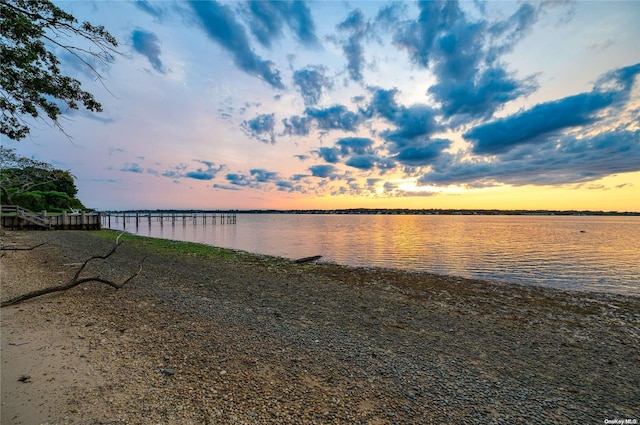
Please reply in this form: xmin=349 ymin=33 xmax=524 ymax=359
xmin=1 ymin=230 xmax=639 ymax=424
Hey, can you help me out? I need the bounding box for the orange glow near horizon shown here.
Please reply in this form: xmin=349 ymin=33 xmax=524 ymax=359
xmin=261 ymin=171 xmax=640 ymax=212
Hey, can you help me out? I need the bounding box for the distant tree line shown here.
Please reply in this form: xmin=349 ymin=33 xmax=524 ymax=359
xmin=0 ymin=146 xmax=85 ymax=212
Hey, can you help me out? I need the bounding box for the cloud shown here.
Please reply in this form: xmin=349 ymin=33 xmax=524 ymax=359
xmin=134 ymin=0 xmax=165 ymax=19
xmin=305 ymin=105 xmax=363 ymax=132
xmin=282 ymin=115 xmax=312 ymax=136
xmin=335 ymin=137 xmax=374 ymax=155
xmin=380 ymin=104 xmax=439 ymax=149
xmin=184 ymin=161 xmax=224 ymax=180
xmin=465 ymin=64 xmax=640 ymax=155
xmin=242 ymin=113 xmax=276 ymax=144
xmin=226 ymin=173 xmax=252 ymax=186
xmin=245 ymin=0 xmax=319 ymax=48
xmin=188 ymin=0 xmax=284 ymax=89
xmin=122 ymin=159 xmax=223 ymax=182
xmin=395 ymin=139 xmax=452 ymax=166
xmin=362 ymin=87 xmax=400 ymax=120
xmin=430 ymin=66 xmax=537 ymax=120
xmin=487 ymin=2 xmax=539 ymax=57
xmin=420 ymin=129 xmax=640 ymax=186
xmin=292 ymin=65 xmax=333 ymax=106
xmin=465 ymin=92 xmax=616 ymax=155
xmin=363 ymin=88 xmax=443 ymax=157
xmin=392 ymin=0 xmax=461 ymax=68
xmin=374 ymin=3 xmax=406 ymax=30
xmin=393 ymin=1 xmax=541 ymax=121
xmin=213 ymin=183 xmax=241 ymax=191
xmin=345 ymin=154 xmax=377 ymax=170
xmin=336 ymin=8 xmax=368 ymax=82
xmin=276 ymin=180 xmax=295 ymax=191
xmin=250 ymin=168 xmax=279 ymax=182
xmin=309 ymin=164 xmax=337 ymax=178
xmin=315 ymin=147 xmax=340 ymax=163
xmin=131 ymin=29 xmax=165 ymax=73
xmin=121 ymin=163 xmax=144 ymax=173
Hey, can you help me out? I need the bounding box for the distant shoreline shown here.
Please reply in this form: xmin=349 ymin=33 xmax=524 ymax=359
xmin=100 ymin=208 xmax=640 ymax=216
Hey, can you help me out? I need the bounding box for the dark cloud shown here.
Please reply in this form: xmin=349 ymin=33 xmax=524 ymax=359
xmin=487 ymin=2 xmax=538 ymax=58
xmin=286 ymin=1 xmax=320 ymax=46
xmin=335 ymin=137 xmax=374 ymax=155
xmin=420 ymin=129 xmax=640 ymax=187
xmin=305 ymin=105 xmax=363 ymax=132
xmin=184 ymin=161 xmax=223 ymax=180
xmin=395 ymin=139 xmax=452 ymax=166
xmin=309 ymin=164 xmax=337 ymax=178
xmin=393 ymin=1 xmax=542 ymax=121
xmin=380 ymin=105 xmax=439 ymax=149
xmin=245 ymin=0 xmax=319 ymax=48
xmin=315 ymin=147 xmax=340 ymax=163
xmin=345 ymin=155 xmax=377 ymax=170
xmin=131 ymin=29 xmax=165 ymax=73
xmin=465 ymin=92 xmax=616 ymax=155
xmin=242 ymin=113 xmax=276 ymax=144
xmin=226 ymin=173 xmax=252 ymax=186
xmin=292 ymin=66 xmax=333 ymax=106
xmin=282 ymin=115 xmax=311 ymax=136
xmin=465 ymin=64 xmax=640 ymax=155
xmin=392 ymin=1 xmax=461 ymax=68
xmin=189 ymin=0 xmax=284 ymax=89
xmin=276 ymin=180 xmax=295 ymax=191
xmin=250 ymin=168 xmax=279 ymax=182
xmin=595 ymin=63 xmax=640 ymax=93
xmin=362 ymin=87 xmax=400 ymax=120
xmin=363 ymin=87 xmax=441 ymax=154
xmin=336 ymin=8 xmax=368 ymax=82
xmin=429 ymin=65 xmax=537 ymax=120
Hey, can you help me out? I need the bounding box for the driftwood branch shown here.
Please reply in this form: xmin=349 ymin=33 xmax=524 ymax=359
xmin=0 ymin=242 xmax=48 ymax=251
xmin=1 ymin=242 xmax=145 ymax=308
xmin=294 ymin=255 xmax=322 ymax=264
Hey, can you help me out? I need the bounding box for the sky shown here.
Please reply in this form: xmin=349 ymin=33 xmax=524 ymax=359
xmin=5 ymin=0 xmax=640 ymax=212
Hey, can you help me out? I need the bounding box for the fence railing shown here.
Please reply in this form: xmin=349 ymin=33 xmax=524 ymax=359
xmin=0 ymin=205 xmax=101 ymax=230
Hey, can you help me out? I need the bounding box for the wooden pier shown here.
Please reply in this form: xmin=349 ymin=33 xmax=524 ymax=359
xmin=1 ymin=206 xmax=101 ymax=230
xmin=101 ymin=211 xmax=237 ymax=229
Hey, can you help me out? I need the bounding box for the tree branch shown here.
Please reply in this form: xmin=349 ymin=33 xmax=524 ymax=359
xmin=1 ymin=241 xmax=145 ymax=308
xmin=0 ymin=242 xmax=48 ymax=251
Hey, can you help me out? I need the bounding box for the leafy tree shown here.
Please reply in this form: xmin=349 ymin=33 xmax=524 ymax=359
xmin=1 ymin=0 xmax=118 ymax=140
xmin=0 ymin=146 xmax=85 ymax=211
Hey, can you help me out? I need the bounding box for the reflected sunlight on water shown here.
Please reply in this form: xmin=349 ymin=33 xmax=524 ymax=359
xmin=107 ymin=214 xmax=640 ymax=296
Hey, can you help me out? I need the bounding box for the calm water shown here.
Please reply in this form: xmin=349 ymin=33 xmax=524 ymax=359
xmin=105 ymin=214 xmax=640 ymax=296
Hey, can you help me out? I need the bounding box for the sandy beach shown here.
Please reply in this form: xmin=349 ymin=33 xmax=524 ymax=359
xmin=1 ymin=229 xmax=638 ymax=424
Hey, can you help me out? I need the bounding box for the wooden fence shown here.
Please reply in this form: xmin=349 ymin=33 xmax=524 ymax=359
xmin=0 ymin=205 xmax=101 ymax=230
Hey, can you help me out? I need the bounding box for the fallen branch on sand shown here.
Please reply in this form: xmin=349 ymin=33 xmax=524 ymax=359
xmin=0 ymin=241 xmax=48 ymax=251
xmin=294 ymin=255 xmax=323 ymax=264
xmin=1 ymin=241 xmax=145 ymax=308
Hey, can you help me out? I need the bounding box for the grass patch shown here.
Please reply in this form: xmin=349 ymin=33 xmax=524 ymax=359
xmin=90 ymin=229 xmax=292 ymax=268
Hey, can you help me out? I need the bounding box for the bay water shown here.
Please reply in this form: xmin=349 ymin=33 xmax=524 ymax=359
xmin=105 ymin=214 xmax=639 ymax=296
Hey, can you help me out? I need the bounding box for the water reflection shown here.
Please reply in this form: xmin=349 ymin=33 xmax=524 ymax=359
xmin=105 ymin=214 xmax=640 ymax=295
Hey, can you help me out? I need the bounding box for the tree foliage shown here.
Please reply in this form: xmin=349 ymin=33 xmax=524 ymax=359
xmin=0 ymin=0 xmax=118 ymax=140
xmin=0 ymin=146 xmax=85 ymax=211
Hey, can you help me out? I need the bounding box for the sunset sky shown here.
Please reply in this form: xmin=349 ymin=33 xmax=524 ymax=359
xmin=6 ymin=0 xmax=640 ymax=212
